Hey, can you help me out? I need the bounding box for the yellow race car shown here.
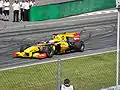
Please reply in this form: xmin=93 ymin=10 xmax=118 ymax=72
xmin=13 ymin=32 xmax=85 ymax=59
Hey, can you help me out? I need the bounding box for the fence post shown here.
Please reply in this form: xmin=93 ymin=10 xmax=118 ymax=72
xmin=116 ymin=1 xmax=120 ymax=89
xmin=57 ymin=58 xmax=61 ymax=90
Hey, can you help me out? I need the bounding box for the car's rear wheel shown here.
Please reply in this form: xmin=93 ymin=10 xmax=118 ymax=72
xmin=76 ymin=41 xmax=85 ymax=52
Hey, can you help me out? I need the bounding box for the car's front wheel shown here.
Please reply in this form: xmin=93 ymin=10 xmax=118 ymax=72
xmin=43 ymin=45 xmax=54 ymax=58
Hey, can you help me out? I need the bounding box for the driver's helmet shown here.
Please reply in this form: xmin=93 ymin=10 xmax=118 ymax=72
xmin=37 ymin=41 xmax=46 ymax=45
xmin=47 ymin=40 xmax=55 ymax=44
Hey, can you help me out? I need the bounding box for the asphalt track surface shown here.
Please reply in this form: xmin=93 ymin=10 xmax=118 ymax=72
xmin=0 ymin=13 xmax=117 ymax=70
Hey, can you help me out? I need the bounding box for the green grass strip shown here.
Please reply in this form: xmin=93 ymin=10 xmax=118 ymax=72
xmin=0 ymin=52 xmax=117 ymax=90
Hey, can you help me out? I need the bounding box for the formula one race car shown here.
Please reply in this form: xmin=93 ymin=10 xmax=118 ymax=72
xmin=13 ymin=32 xmax=85 ymax=59
xmin=48 ymin=32 xmax=85 ymax=54
xmin=13 ymin=41 xmax=55 ymax=59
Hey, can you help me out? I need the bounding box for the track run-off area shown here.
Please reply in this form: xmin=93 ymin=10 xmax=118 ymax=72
xmin=0 ymin=12 xmax=117 ymax=71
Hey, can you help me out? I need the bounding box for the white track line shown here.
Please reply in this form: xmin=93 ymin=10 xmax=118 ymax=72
xmin=0 ymin=50 xmax=116 ymax=71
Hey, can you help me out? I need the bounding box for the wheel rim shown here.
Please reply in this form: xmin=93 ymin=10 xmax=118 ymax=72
xmin=50 ymin=51 xmax=53 ymax=56
xmin=81 ymin=45 xmax=84 ymax=50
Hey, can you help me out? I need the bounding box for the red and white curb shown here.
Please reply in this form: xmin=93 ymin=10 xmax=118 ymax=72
xmin=70 ymin=9 xmax=117 ymax=18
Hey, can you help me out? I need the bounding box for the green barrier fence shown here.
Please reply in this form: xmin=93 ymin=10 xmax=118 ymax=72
xmin=30 ymin=0 xmax=116 ymax=21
